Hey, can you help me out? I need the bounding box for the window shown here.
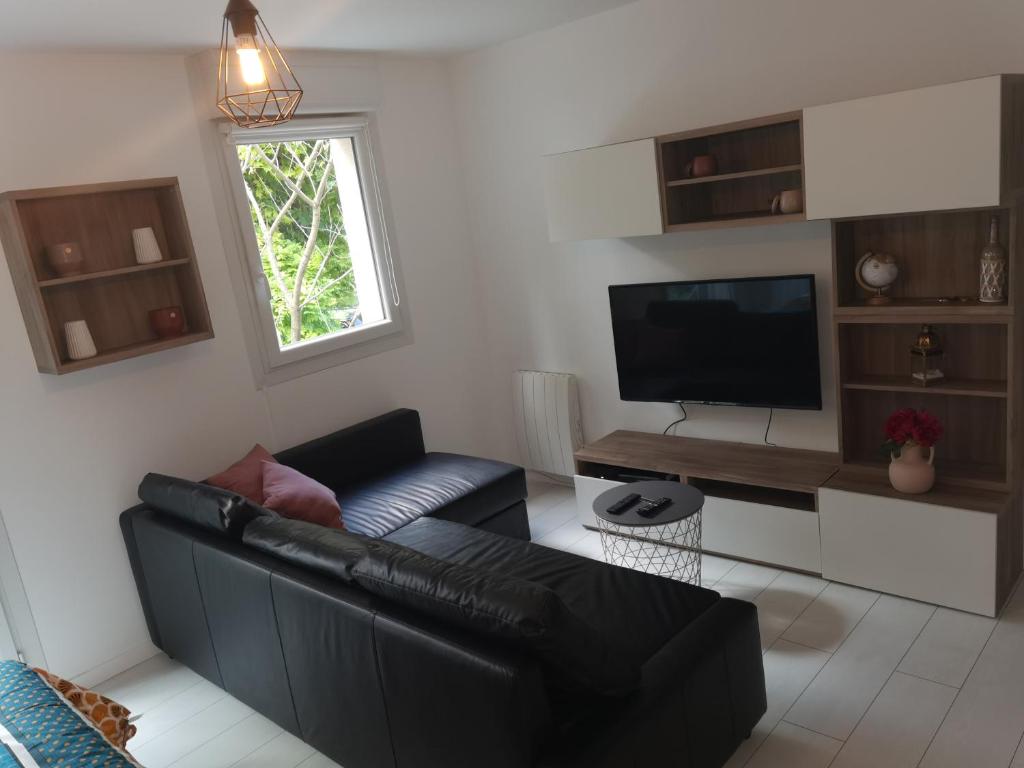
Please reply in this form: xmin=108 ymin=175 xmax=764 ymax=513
xmin=223 ymin=115 xmax=403 ymax=377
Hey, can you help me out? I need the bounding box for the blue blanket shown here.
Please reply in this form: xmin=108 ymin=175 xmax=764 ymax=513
xmin=0 ymin=660 xmax=140 ymax=767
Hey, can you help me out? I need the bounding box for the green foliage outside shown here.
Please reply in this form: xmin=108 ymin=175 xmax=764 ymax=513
xmin=237 ymin=139 xmax=360 ymax=347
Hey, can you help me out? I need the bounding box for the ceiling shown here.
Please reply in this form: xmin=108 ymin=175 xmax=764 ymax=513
xmin=0 ymin=0 xmax=638 ymax=53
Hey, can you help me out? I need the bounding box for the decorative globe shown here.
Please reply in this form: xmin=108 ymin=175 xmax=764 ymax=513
xmin=855 ymin=252 xmax=898 ymax=304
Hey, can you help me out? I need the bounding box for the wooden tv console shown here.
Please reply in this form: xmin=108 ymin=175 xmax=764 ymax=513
xmin=574 ymin=430 xmax=1017 ymax=616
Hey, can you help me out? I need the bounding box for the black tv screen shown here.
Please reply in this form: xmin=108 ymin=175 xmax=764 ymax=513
xmin=609 ymin=275 xmax=822 ymax=410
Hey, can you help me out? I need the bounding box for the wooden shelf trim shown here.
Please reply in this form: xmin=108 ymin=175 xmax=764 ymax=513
xmin=825 ymin=465 xmax=1009 ymax=514
xmin=37 ymin=258 xmax=191 ymax=288
xmin=57 ymin=331 xmax=213 ymax=374
xmin=574 ymin=430 xmax=839 ymax=495
xmin=842 ymin=375 xmax=1008 ymax=399
xmin=836 ymin=300 xmax=1013 ymax=319
xmin=664 ymin=164 xmax=803 ymax=188
xmin=665 ymin=211 xmax=806 ymax=233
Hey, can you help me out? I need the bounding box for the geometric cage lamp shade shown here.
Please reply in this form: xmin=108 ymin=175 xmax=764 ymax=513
xmin=217 ymin=0 xmax=303 ymax=128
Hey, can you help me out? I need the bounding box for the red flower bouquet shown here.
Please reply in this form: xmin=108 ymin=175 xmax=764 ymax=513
xmin=883 ymin=408 xmax=944 ymax=455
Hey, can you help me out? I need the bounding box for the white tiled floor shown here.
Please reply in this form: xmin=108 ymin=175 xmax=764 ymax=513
xmin=98 ymin=479 xmax=1024 ymax=767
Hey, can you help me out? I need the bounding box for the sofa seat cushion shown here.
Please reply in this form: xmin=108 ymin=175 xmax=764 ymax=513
xmin=384 ymin=517 xmax=719 ymax=667
xmin=351 ymin=542 xmax=640 ymax=696
xmin=335 ymin=453 xmax=527 ymax=538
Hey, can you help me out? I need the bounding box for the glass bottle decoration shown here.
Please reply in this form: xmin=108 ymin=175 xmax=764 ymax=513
xmin=980 ymin=214 xmax=1007 ymax=303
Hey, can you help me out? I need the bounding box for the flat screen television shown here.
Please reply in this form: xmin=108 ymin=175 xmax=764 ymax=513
xmin=608 ymin=274 xmax=822 ymax=410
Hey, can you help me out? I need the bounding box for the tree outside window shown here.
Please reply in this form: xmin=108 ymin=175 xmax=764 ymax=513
xmin=237 ymin=138 xmax=385 ymax=348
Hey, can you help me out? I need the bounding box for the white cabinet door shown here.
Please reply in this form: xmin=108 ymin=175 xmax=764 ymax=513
xmin=702 ymin=497 xmax=821 ymax=573
xmin=573 ymin=474 xmax=625 ymax=529
xmin=804 ymin=76 xmax=1002 ymax=219
xmin=543 ymin=139 xmax=663 ymax=242
xmin=819 ymin=488 xmax=998 ymax=616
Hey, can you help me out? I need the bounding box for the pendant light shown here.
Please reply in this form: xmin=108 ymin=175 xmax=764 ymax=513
xmin=217 ymin=0 xmax=303 ymax=128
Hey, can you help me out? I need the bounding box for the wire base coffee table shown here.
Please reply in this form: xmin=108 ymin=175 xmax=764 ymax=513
xmin=593 ymin=481 xmax=705 ymax=586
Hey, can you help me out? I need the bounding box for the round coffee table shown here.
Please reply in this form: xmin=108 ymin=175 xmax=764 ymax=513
xmin=593 ymin=481 xmax=705 ymax=585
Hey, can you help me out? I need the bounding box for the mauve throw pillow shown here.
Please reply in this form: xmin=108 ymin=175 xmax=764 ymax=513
xmin=207 ymin=444 xmax=277 ymax=504
xmin=261 ymin=461 xmax=345 ymax=530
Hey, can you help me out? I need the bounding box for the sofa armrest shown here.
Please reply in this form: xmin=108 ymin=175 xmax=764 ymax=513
xmin=274 ymin=409 xmax=425 ymax=489
xmin=538 ymin=597 xmax=766 ymax=768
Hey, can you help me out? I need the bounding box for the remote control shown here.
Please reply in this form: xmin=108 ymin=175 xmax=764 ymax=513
xmin=637 ymin=497 xmax=672 ymax=518
xmin=606 ymin=493 xmax=641 ymax=515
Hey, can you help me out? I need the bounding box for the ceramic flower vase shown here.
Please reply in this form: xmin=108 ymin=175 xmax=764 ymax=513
xmin=889 ymin=443 xmax=935 ymax=494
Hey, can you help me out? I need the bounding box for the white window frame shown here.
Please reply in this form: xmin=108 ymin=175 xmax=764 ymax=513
xmin=221 ymin=114 xmax=406 ymax=380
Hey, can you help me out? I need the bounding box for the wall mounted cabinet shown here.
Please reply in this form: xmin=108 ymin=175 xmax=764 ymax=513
xmin=543 ymin=74 xmax=1023 ymax=240
xmin=805 ymin=75 xmax=1024 ymax=220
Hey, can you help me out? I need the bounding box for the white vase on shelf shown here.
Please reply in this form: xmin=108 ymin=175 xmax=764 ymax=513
xmin=132 ymin=227 xmax=163 ymax=265
xmin=64 ymin=320 xmax=97 ymax=360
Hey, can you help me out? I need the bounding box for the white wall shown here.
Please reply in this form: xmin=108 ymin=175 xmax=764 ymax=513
xmin=0 ymin=50 xmax=489 ymax=683
xmin=450 ymin=0 xmax=1024 ymax=461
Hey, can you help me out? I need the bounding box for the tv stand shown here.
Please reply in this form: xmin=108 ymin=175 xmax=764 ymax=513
xmin=574 ymin=431 xmax=838 ymax=574
xmin=574 ymin=430 xmax=1013 ymax=616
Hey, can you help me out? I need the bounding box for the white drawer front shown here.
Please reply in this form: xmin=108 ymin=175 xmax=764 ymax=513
xmin=573 ymin=474 xmax=625 ymax=529
xmin=804 ymin=77 xmax=1002 ymax=219
xmin=819 ymin=488 xmax=998 ymax=616
xmin=702 ymin=496 xmax=821 ymax=573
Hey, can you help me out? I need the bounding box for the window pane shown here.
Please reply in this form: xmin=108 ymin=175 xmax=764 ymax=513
xmin=236 ymin=137 xmax=386 ymax=349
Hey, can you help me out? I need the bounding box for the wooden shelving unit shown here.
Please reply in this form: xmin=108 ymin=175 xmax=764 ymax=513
xmin=657 ymin=113 xmax=805 ymax=231
xmin=828 ymin=200 xmax=1023 ymax=509
xmin=0 ymin=178 xmax=213 ymax=374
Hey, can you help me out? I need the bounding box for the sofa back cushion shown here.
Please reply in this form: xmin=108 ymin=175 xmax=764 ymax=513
xmin=243 ymin=516 xmax=372 ymax=583
xmin=138 ymin=473 xmax=273 ymax=536
xmin=351 ymin=544 xmax=640 ymax=696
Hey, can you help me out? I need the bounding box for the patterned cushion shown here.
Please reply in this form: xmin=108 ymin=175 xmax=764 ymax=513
xmin=0 ymin=660 xmax=141 ymax=767
xmin=33 ymin=669 xmax=136 ymax=750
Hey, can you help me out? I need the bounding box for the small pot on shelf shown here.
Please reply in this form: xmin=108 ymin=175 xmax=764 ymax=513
xmin=46 ymin=242 xmax=85 ymax=277
xmin=149 ymin=306 xmax=186 ymax=339
xmin=683 ymin=154 xmax=717 ymax=178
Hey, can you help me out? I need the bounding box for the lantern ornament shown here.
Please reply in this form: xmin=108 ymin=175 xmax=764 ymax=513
xmin=217 ymin=0 xmax=302 ymax=128
xmin=911 ymin=325 xmax=945 ymax=386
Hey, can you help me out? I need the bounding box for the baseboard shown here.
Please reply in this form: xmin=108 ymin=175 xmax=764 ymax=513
xmin=526 ymin=469 xmax=572 ymax=487
xmin=71 ymin=641 xmax=161 ymax=689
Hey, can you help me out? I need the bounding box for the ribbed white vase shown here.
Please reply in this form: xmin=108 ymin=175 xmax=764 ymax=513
xmin=64 ymin=320 xmax=97 ymax=360
xmin=132 ymin=227 xmax=163 ymax=265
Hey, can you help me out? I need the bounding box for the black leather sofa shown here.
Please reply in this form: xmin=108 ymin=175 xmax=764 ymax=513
xmin=121 ymin=409 xmax=766 ymax=768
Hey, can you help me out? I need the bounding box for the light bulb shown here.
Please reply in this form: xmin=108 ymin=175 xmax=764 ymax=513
xmin=235 ymin=34 xmax=266 ymax=86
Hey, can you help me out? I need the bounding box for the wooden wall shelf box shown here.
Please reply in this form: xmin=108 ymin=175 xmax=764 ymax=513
xmin=0 ymin=178 xmax=213 ymax=374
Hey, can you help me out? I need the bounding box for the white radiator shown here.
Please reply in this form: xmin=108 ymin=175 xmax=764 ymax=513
xmin=514 ymin=371 xmax=584 ymax=477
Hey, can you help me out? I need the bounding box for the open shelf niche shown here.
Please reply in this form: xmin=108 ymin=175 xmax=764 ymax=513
xmin=0 ymin=178 xmax=213 ymax=374
xmin=657 ymin=113 xmax=805 ymax=231
xmin=834 ymin=207 xmax=1012 ymax=310
xmin=829 ymin=199 xmax=1022 ymax=508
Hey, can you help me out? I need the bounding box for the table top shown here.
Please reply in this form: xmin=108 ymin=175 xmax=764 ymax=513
xmin=593 ymin=480 xmax=705 ymax=527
